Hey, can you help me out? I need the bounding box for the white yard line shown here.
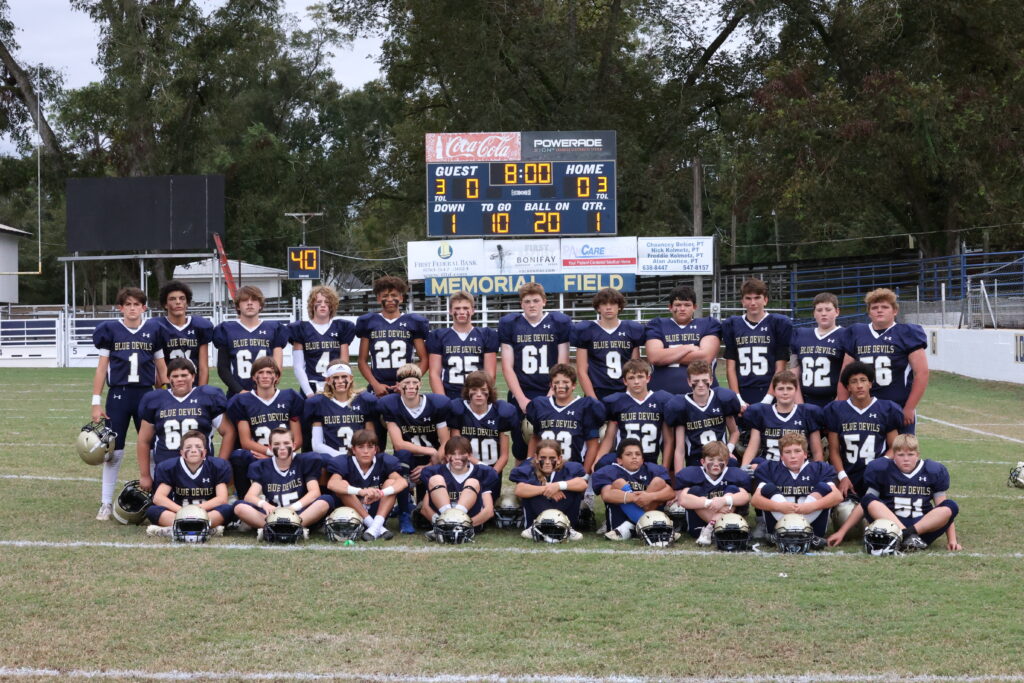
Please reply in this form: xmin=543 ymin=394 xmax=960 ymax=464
xmin=917 ymin=414 xmax=1024 ymax=444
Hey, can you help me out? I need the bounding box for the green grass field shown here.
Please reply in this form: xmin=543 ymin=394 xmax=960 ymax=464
xmin=1 ymin=367 xmax=1023 ymax=682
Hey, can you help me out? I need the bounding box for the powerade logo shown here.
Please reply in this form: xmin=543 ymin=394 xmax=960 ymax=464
xmin=438 ymin=242 xmax=453 ymax=259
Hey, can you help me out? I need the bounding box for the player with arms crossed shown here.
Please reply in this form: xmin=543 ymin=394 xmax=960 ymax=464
xmin=674 ymin=441 xmax=753 ymax=546
xmin=741 ymin=370 xmax=824 ymax=467
xmin=643 ymin=285 xmax=721 ymax=393
xmin=592 ymin=438 xmax=676 ymax=541
xmin=326 ymin=429 xmax=407 ymax=541
xmin=289 ymin=285 xmax=356 ymax=398
xmin=306 ymin=361 xmax=378 ymax=463
xmin=155 ymin=280 xmax=213 ymax=386
xmin=145 ymin=430 xmax=233 ymax=537
xmin=592 ymin=358 xmax=675 ymax=471
xmin=213 ymin=285 xmax=289 ymax=397
xmin=664 ymin=359 xmax=741 ymax=472
xmin=427 ymin=291 xmax=498 ymax=399
xmin=790 ymin=292 xmax=851 ymax=406
xmin=91 ymin=286 xmax=166 ymax=521
xmin=722 ymin=278 xmax=793 ymax=407
xmin=499 ymin=282 xmax=573 ymax=462
xmin=574 ymin=287 xmax=644 ymax=400
xmin=511 ymin=438 xmax=588 ymax=540
xmin=845 ymin=288 xmax=929 ymax=433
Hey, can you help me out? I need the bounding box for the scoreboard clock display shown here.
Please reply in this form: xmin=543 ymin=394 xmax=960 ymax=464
xmin=287 ymin=246 xmax=321 ymax=280
xmin=426 ymin=130 xmax=616 ymax=237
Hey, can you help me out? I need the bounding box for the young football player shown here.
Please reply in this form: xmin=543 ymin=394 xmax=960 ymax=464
xmin=419 ymin=436 xmax=499 ymax=534
xmin=664 ymin=359 xmax=742 ymax=472
xmin=427 ymin=291 xmax=498 ymax=399
xmin=673 ymin=441 xmax=753 ymax=545
xmin=592 ymin=358 xmax=675 ymax=472
xmin=136 ymin=358 xmax=235 ymax=491
xmin=498 ymin=282 xmax=573 ymax=461
xmin=592 ymin=437 xmax=675 ymax=541
xmin=511 ymin=438 xmax=588 ymax=537
xmin=525 ymin=363 xmax=606 ymax=465
xmin=289 ymin=285 xmax=356 ymax=398
xmin=212 ymin=285 xmax=289 ymax=397
xmin=643 ymin=285 xmax=722 ymax=393
xmin=741 ymin=370 xmax=824 ymax=467
xmin=447 ymin=371 xmax=517 ymax=492
xmin=789 ymin=292 xmax=852 ymax=407
xmin=574 ymin=287 xmax=644 ymax=401
xmin=355 ymin=276 xmax=429 ymax=398
xmin=858 ymin=434 xmax=960 ymax=551
xmin=845 ymin=288 xmax=929 ymax=433
xmin=145 ymin=430 xmax=233 ymax=536
xmin=233 ymin=428 xmax=334 ymax=538
xmin=226 ymin=357 xmax=304 ymax=498
xmin=91 ymin=286 xmax=166 ymax=521
xmin=155 ymin=280 xmax=213 ymax=386
xmin=306 ymin=361 xmax=378 ymax=462
xmin=722 ymin=278 xmax=793 ymax=406
xmin=378 ymin=363 xmax=451 ymax=533
xmin=751 ymin=432 xmax=842 ymax=546
xmin=326 ymin=429 xmax=407 ymax=541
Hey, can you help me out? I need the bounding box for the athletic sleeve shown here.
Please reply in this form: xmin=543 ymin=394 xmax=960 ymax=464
xmin=481 ymin=327 xmax=500 ymax=353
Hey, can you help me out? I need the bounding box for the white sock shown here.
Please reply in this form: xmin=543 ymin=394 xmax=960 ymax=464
xmin=798 ymin=496 xmax=822 ymax=523
xmin=616 ymin=520 xmax=633 ymax=535
xmin=101 ymin=449 xmax=124 ymax=504
xmin=363 ymin=515 xmax=374 ymax=528
xmin=370 ymin=515 xmax=386 ymax=536
xmin=455 ymin=504 xmax=468 ymax=513
xmin=438 ymin=504 xmax=451 ymax=513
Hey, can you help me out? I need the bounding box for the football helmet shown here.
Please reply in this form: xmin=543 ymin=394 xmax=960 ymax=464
xmin=773 ymin=513 xmax=814 ymax=554
xmin=494 ymin=493 xmax=524 ymax=529
xmin=863 ymin=519 xmax=903 ymax=556
xmin=665 ymin=502 xmax=688 ymax=532
xmin=1008 ymin=462 xmax=1024 ymax=489
xmin=712 ymin=513 xmax=750 ymax=552
xmin=263 ymin=507 xmax=304 ymax=544
xmin=112 ymin=480 xmax=152 ymax=525
xmin=830 ymin=497 xmax=860 ymax=533
xmin=75 ymin=421 xmax=116 ymax=466
xmin=172 ymin=505 xmax=211 ymax=543
xmin=520 ymin=417 xmax=534 ymax=442
xmin=324 ymin=506 xmax=363 ymax=542
xmin=530 ymin=508 xmax=572 ymax=543
xmin=433 ymin=508 xmax=474 ymax=544
xmin=636 ymin=510 xmax=676 ymax=547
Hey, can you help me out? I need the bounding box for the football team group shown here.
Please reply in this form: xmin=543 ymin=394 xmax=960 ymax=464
xmin=77 ymin=274 xmax=960 ymax=555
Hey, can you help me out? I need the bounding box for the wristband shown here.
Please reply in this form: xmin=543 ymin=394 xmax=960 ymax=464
xmin=724 ymin=494 xmax=734 ymax=508
xmin=91 ymin=394 xmax=102 ymax=406
xmin=347 ymin=486 xmax=361 ymax=496
xmin=760 ymin=394 xmax=774 ymax=404
xmin=727 ymin=442 xmax=736 ymax=454
xmin=265 ymin=449 xmax=273 ymax=458
xmin=289 ymin=502 xmax=302 ymax=512
xmin=558 ymin=481 xmax=568 ymax=491
xmin=704 ymin=498 xmax=712 ymax=509
xmin=837 ymin=471 xmax=848 ymax=481
xmin=380 ymin=486 xmax=395 ymax=496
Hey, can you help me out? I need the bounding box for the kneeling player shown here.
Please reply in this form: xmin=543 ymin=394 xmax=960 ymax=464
xmin=859 ymin=434 xmax=961 ymax=552
xmin=592 ymin=438 xmax=675 ymax=541
xmin=419 ymin=436 xmax=499 ymax=537
xmin=233 ymin=428 xmax=334 ymax=539
xmin=145 ymin=430 xmax=233 ymax=536
xmin=673 ymin=441 xmax=753 ymax=546
xmin=751 ymin=433 xmax=842 ymax=547
xmin=510 ymin=438 xmax=588 ymax=540
xmin=326 ymin=429 xmax=407 ymax=541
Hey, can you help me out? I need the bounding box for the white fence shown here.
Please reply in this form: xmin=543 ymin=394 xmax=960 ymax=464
xmin=924 ymin=326 xmax=1024 ymax=384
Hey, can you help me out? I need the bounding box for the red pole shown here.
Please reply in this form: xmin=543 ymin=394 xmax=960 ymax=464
xmin=212 ymin=233 xmax=237 ymax=299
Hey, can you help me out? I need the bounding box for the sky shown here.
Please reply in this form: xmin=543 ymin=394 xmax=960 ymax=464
xmin=1 ymin=0 xmax=382 ymax=153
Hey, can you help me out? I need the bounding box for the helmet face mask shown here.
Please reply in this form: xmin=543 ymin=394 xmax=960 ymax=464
xmin=172 ymin=505 xmax=211 ymax=543
xmin=773 ymin=513 xmax=814 ymax=554
xmin=636 ymin=510 xmax=676 ymax=547
xmin=324 ymin=506 xmax=363 ymax=542
xmin=434 ymin=508 xmax=474 ymax=544
xmin=713 ymin=512 xmax=750 ymax=552
xmin=530 ymin=509 xmax=571 ymax=543
xmin=1008 ymin=462 xmax=1024 ymax=489
xmin=494 ymin=493 xmax=523 ymax=529
xmin=863 ymin=519 xmax=903 ymax=556
xmin=113 ymin=480 xmax=152 ymax=525
xmin=665 ymin=503 xmax=688 ymax=533
xmin=76 ymin=422 xmax=117 ymax=466
xmin=263 ymin=508 xmax=304 ymax=544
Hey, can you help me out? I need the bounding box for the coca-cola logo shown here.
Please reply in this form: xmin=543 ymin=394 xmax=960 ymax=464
xmin=426 ymin=132 xmax=521 ymax=162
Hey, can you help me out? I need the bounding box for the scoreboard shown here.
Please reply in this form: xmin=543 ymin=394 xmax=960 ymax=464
xmin=426 ymin=130 xmax=616 ymax=238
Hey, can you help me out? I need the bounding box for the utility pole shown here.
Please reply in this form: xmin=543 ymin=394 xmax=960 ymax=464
xmin=693 ymin=156 xmax=703 ymax=312
xmin=772 ymin=209 xmax=781 ymax=262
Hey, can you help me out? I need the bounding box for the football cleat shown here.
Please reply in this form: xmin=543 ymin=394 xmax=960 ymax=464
xmin=577 ymin=505 xmax=597 ymax=532
xmin=172 ymin=505 xmax=211 ymax=543
xmin=494 ymin=493 xmax=524 ymax=529
xmin=146 ymin=524 xmax=172 ymax=537
xmin=636 ymin=510 xmax=676 ymax=547
xmin=323 ymin=506 xmax=363 ymax=542
xmin=95 ymin=503 xmax=113 ymax=521
xmin=712 ymin=513 xmax=751 ymax=552
xmin=773 ymin=513 xmax=814 ymax=554
xmin=112 ymin=480 xmax=152 ymax=525
xmin=263 ymin=508 xmax=304 ymax=544
xmin=76 ymin=422 xmax=117 ymax=466
xmin=1008 ymin=462 xmax=1024 ymax=489
xmin=433 ymin=508 xmax=475 ymax=544
xmin=863 ymin=519 xmax=903 ymax=556
xmin=530 ymin=509 xmax=572 ymax=543
xmin=901 ymin=531 xmax=928 ymax=552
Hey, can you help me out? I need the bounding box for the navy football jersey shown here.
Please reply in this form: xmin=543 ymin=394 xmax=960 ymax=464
xmin=227 ymin=389 xmax=305 ymax=446
xmin=139 ymin=386 xmax=228 ymax=465
xmin=643 ymin=316 xmax=722 ymax=392
xmin=790 ymin=326 xmax=851 ymax=405
xmin=303 ymin=391 xmax=378 ymax=455
xmin=664 ymin=388 xmax=742 ymax=466
xmin=497 ymin=311 xmax=573 ymax=397
xmin=426 ymin=325 xmax=500 ymax=398
xmin=288 ymin=319 xmax=357 ymax=388
xmin=722 ymin=313 xmax=793 ymax=403
xmin=847 ymin=322 xmax=927 ymax=406
xmin=592 ymin=461 xmax=672 ymax=528
xmin=573 ymin=320 xmax=645 ymax=397
xmin=754 ymin=459 xmax=838 ymax=534
xmin=673 ymin=464 xmax=753 ymax=496
xmin=447 ymin=399 xmax=518 ymax=466
xmin=247 ymin=453 xmax=322 ymax=506
xmin=419 ymin=462 xmax=499 ymax=517
xmin=823 ymin=398 xmax=903 ymax=477
xmin=378 ymin=393 xmax=451 ymax=450
xmin=864 ymin=457 xmax=950 ymax=521
xmin=526 ymin=395 xmax=606 ymax=464
xmin=212 ymin=320 xmax=290 ymax=392
xmin=154 ymin=456 xmax=232 ymax=505
xmin=743 ymin=402 xmax=822 ymax=462
xmin=155 ymin=315 xmax=214 ymax=371
xmin=601 ymin=390 xmax=675 ymax=463
xmin=509 ymin=459 xmax=586 ymax=525
xmin=93 ymin=318 xmax=165 ymax=387
xmin=326 ymin=452 xmax=403 ymax=489
xmin=354 ymin=312 xmax=430 ymax=386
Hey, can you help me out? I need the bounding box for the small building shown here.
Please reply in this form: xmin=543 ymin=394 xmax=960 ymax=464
xmin=0 ymin=223 xmax=31 ymax=304
xmin=173 ymin=258 xmax=288 ymax=302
